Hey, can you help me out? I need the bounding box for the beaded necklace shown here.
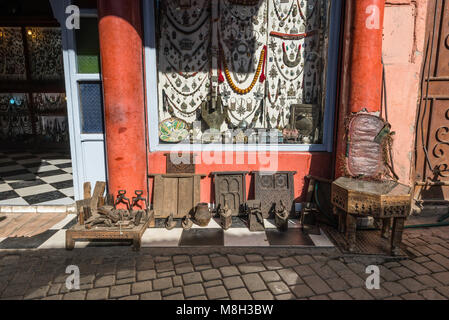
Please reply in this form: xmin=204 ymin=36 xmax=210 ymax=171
xmin=267 ymin=79 xmax=282 ymax=105
xmin=272 ymin=0 xmax=296 ymax=22
xmin=219 ymin=42 xmax=267 ymax=95
xmin=282 ymin=42 xmax=302 ymax=68
xmin=165 ymin=58 xmax=207 ymax=79
xmin=271 ymin=43 xmax=303 ymax=82
xmin=222 ymin=0 xmax=255 ymax=22
xmin=165 ymin=0 xmax=209 ymax=28
xmin=162 ymin=90 xmax=201 ymax=116
xmin=165 ymin=11 xmax=210 ymax=35
xmin=297 ymin=0 xmax=317 ymax=21
xmin=164 ymin=73 xmax=208 ymax=97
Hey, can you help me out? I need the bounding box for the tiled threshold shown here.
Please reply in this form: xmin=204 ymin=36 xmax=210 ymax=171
xmin=0 ymin=204 xmax=76 ymax=214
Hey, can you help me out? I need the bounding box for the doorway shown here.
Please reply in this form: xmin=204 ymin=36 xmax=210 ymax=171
xmin=414 ymin=0 xmax=449 ymax=205
xmin=0 ymin=0 xmax=75 ymax=206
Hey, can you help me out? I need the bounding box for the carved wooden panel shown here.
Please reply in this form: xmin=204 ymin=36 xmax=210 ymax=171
xmin=150 ymin=174 xmax=205 ymax=218
xmin=253 ymin=171 xmax=296 ymax=218
xmin=165 ymin=153 xmax=196 ymax=173
xmin=212 ymin=171 xmax=247 ymax=216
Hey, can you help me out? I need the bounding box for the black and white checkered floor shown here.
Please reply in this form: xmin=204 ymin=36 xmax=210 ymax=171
xmin=0 ymin=151 xmax=74 ymax=206
xmin=0 ymin=214 xmax=335 ymax=249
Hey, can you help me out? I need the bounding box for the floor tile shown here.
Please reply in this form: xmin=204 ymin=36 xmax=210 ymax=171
xmin=266 ymin=229 xmax=314 ymax=246
xmin=38 ymin=230 xmax=66 ymax=249
xmin=50 ymin=180 xmax=73 ymax=190
xmin=50 ymin=214 xmax=77 ymax=230
xmin=15 ymin=158 xmax=44 ymax=165
xmin=0 ymin=169 xmax=30 ymax=178
xmin=54 ymin=162 xmax=72 ymax=169
xmin=15 ymin=184 xmax=57 ymax=197
xmin=59 ymin=187 xmax=74 ymax=198
xmin=35 ymin=197 xmax=74 ymax=206
xmin=40 ymin=174 xmax=73 ymax=184
xmin=36 ymin=169 xmax=67 ymax=178
xmin=141 ymin=228 xmax=183 ymax=247
xmin=0 ymin=165 xmax=25 ymax=173
xmin=23 ymin=190 xmax=67 ymax=205
xmin=309 ymin=230 xmax=335 ymax=247
xmin=0 ymin=230 xmax=58 ymax=249
xmin=179 ymin=229 xmax=224 ymax=247
xmin=0 ymin=197 xmax=28 ymax=205
xmin=9 ymin=179 xmax=46 ymax=190
xmin=62 ymin=168 xmax=73 ymax=174
xmin=22 ymin=161 xmax=50 ymax=168
xmin=27 ymin=165 xmax=59 ymax=173
xmin=224 ymin=228 xmax=269 ymax=246
xmin=3 ymin=173 xmax=37 ymax=182
xmin=0 ymin=161 xmax=16 ymax=167
xmin=191 ymin=218 xmax=222 ymax=229
xmin=0 ymin=190 xmax=20 ymax=201
xmin=0 ymin=184 xmax=12 ymax=193
xmin=8 ymin=154 xmax=33 ymax=160
xmin=46 ymin=159 xmax=72 ymax=165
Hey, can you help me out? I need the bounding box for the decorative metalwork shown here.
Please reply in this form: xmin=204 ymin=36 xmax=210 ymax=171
xmin=26 ymin=27 xmax=64 ymax=80
xmin=253 ymin=171 xmax=296 ymax=218
xmin=0 ymin=27 xmax=26 ymax=80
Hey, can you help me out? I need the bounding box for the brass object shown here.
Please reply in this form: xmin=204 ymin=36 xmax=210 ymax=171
xmin=274 ymin=200 xmax=289 ymax=231
xmin=182 ymin=215 xmax=193 ymax=230
xmin=331 ymin=177 xmax=412 ymax=256
xmin=290 ymin=104 xmax=318 ymax=139
xmin=246 ymin=200 xmax=265 ymax=232
xmin=219 ymin=203 xmax=233 ymax=230
xmin=165 ymin=212 xmax=177 ymax=230
xmin=194 ymin=203 xmax=211 ymax=227
xmin=150 ymin=173 xmax=206 ymax=218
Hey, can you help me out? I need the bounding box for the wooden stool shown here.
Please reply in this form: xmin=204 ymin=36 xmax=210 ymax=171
xmin=331 ymin=177 xmax=412 ymax=256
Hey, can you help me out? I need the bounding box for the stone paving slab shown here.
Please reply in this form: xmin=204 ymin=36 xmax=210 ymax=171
xmin=0 ymin=225 xmax=448 ymax=300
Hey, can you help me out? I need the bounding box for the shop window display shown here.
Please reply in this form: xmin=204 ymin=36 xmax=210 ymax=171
xmin=156 ymin=0 xmax=329 ymax=145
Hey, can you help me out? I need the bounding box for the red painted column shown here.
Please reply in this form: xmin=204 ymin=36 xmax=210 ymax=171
xmin=348 ymin=0 xmax=385 ymax=113
xmin=97 ymin=0 xmax=148 ymax=199
xmin=335 ymin=0 xmax=385 ymax=177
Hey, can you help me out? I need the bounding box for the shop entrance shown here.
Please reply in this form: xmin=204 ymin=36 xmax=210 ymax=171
xmin=0 ymin=0 xmax=75 ymax=206
xmin=415 ymin=0 xmax=449 ymax=206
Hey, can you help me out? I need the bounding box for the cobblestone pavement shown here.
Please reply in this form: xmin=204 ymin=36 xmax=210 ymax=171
xmin=0 ymin=225 xmax=449 ymax=300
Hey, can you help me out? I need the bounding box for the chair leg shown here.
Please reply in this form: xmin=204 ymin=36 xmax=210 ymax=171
xmin=381 ymin=218 xmax=391 ymax=239
xmin=391 ymin=217 xmax=405 ymax=256
xmin=345 ymin=214 xmax=357 ymax=253
xmin=338 ymin=208 xmax=347 ymax=234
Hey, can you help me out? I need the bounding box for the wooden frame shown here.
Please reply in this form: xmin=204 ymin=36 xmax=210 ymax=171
xmin=149 ymin=173 xmax=206 ymax=218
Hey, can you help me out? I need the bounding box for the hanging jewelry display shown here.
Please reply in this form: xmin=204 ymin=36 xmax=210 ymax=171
xmin=155 ymin=0 xmax=327 ymax=145
xmin=0 ymin=27 xmax=26 ymax=81
xmin=158 ymin=0 xmax=211 ymax=135
xmin=218 ymin=0 xmax=268 ymax=129
xmin=26 ymin=27 xmax=64 ymax=81
xmin=220 ymin=43 xmax=266 ymax=95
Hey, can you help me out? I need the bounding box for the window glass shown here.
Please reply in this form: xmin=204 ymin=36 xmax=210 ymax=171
xmin=75 ymin=18 xmax=101 ymax=74
xmin=155 ymin=0 xmax=328 ymax=145
xmin=79 ymin=82 xmax=104 ymax=133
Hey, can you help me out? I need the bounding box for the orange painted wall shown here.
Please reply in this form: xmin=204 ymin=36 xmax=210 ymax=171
xmin=147 ymin=152 xmax=333 ymax=204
